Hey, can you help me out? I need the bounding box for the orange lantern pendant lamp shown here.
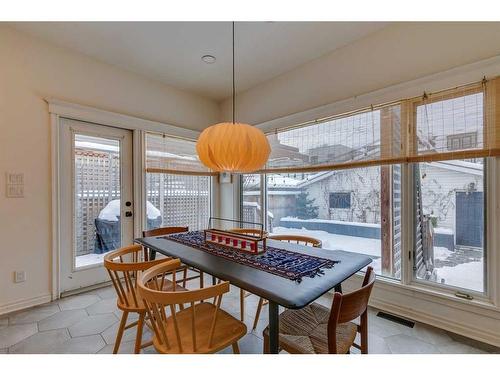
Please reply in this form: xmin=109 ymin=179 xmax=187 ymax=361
xmin=196 ymin=22 xmax=270 ymax=173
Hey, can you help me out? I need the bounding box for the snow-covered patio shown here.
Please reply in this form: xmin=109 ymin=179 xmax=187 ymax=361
xmin=272 ymin=226 xmax=484 ymax=292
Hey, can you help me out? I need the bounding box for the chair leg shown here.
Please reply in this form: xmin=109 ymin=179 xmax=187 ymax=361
xmin=263 ymin=333 xmax=270 ymax=354
xmin=360 ymin=312 xmax=368 ymax=354
xmin=252 ymin=297 xmax=264 ymax=330
xmin=232 ymin=342 xmax=240 ymax=354
xmin=113 ymin=311 xmax=129 ymax=354
xmin=240 ymin=289 xmax=245 ymax=321
xmin=182 ymin=267 xmax=188 ymax=288
xmin=200 ymin=271 xmax=204 ymax=288
xmin=134 ymin=312 xmax=145 ymax=354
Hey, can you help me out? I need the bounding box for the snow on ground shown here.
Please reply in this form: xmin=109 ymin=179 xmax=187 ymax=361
xmin=435 ymin=260 xmax=484 ymax=292
xmin=272 ymin=226 xmax=382 ymax=274
xmin=98 ymin=199 xmax=161 ymax=221
xmin=434 ymin=227 xmax=454 ymax=235
xmin=433 ymin=246 xmax=454 ymax=261
xmin=75 ymin=252 xmax=105 ymax=268
xmin=273 ymin=226 xmax=380 ymax=256
xmin=280 ymin=217 xmax=380 ymax=228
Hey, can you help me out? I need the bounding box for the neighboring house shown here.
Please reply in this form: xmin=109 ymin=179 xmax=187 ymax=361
xmin=243 ymin=159 xmax=484 ymax=251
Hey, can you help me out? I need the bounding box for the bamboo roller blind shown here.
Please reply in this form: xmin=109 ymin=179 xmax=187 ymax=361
xmin=255 ymin=77 xmax=500 ymax=174
xmin=145 ymin=133 xmax=217 ymax=176
xmin=146 ymin=77 xmax=500 ymax=176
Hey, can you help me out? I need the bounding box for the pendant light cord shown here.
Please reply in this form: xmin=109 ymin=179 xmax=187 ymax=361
xmin=232 ymin=21 xmax=235 ymax=124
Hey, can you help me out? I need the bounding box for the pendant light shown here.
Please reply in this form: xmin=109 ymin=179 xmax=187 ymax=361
xmin=196 ymin=22 xmax=270 ymax=173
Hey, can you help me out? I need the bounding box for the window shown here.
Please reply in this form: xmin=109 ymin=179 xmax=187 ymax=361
xmin=265 ymin=103 xmax=402 ymax=171
xmin=264 ymin=166 xmax=401 ymax=279
xmin=414 ymin=159 xmax=485 ymax=293
xmin=240 ymin=78 xmax=499 ymax=296
xmin=145 ymin=173 xmax=211 ymax=231
xmin=145 ymin=132 xmax=212 ymax=231
xmin=412 ymin=89 xmax=487 ymax=294
xmin=416 ymin=91 xmax=483 ymax=155
xmin=329 ymin=192 xmax=351 ymax=209
xmin=241 ymin=174 xmax=263 ymax=225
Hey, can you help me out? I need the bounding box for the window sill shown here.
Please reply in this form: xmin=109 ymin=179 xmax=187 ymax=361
xmin=346 ymin=271 xmax=499 ymax=316
xmin=340 ymin=272 xmax=500 ymax=346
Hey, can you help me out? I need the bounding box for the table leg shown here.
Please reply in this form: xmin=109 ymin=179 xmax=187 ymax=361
xmin=268 ymin=301 xmax=279 ymax=354
xmin=334 ymin=283 xmax=342 ymax=293
xmin=149 ymin=249 xmax=157 ymax=260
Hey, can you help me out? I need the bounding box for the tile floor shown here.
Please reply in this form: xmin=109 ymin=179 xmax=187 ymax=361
xmin=1 ymin=274 xmax=499 ymax=354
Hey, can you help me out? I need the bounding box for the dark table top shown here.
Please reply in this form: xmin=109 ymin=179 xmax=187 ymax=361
xmin=135 ymin=236 xmax=372 ymax=309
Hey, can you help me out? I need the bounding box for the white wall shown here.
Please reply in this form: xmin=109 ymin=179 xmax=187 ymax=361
xmin=0 ymin=25 xmax=220 ymax=313
xmin=220 ymin=22 xmax=500 ymax=128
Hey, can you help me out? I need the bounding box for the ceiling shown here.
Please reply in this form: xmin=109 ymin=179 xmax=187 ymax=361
xmin=10 ymin=22 xmax=388 ymax=101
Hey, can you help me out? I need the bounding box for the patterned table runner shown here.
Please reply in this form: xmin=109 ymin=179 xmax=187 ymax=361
xmin=163 ymin=231 xmax=339 ymax=282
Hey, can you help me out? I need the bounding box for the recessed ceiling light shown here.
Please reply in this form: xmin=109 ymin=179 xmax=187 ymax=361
xmin=201 ymin=55 xmax=216 ymax=64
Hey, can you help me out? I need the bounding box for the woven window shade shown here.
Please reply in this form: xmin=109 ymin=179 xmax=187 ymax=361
xmin=145 ymin=132 xmax=216 ymax=176
xmin=258 ymin=77 xmax=500 ymax=174
xmin=261 ymin=103 xmax=404 ymax=173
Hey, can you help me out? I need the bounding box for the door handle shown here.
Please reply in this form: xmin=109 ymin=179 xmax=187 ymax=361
xmin=125 ymin=211 xmax=133 ymax=217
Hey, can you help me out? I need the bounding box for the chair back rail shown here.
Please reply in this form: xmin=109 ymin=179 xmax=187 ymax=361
xmin=328 ymin=266 xmax=375 ymax=354
xmin=142 ymin=226 xmax=189 ymax=238
xmin=138 ymin=259 xmax=231 ymax=353
xmin=104 ymin=244 xmax=171 ymax=309
xmin=229 ymin=228 xmax=268 ymax=237
xmin=142 ymin=226 xmax=189 ymax=261
xmin=268 ymin=234 xmax=322 ymax=248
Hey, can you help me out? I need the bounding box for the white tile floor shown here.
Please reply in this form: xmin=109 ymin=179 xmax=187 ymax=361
xmin=1 ymin=274 xmax=499 ymax=354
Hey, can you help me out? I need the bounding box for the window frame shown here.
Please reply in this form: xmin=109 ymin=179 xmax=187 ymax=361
xmin=239 ymin=159 xmax=497 ymax=305
xmin=409 ymin=160 xmax=489 ymax=299
xmin=238 ymin=85 xmax=499 ymax=305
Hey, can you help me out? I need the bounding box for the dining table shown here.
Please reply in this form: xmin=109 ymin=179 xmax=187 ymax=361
xmin=135 ymin=235 xmax=372 ymax=354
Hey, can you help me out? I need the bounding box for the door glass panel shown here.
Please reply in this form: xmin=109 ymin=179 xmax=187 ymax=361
xmin=74 ymin=134 xmax=121 ymax=269
xmin=414 ymin=159 xmax=486 ymax=293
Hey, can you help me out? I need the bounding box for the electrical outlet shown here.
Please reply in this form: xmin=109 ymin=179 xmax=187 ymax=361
xmin=14 ymin=270 xmax=26 ymax=283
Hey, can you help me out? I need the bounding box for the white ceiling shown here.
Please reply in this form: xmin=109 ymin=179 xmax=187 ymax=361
xmin=10 ymin=22 xmax=388 ymax=101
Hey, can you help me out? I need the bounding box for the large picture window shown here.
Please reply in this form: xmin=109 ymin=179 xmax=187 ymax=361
xmin=240 ymin=78 xmax=500 ymax=295
xmin=264 ymin=168 xmax=401 ymax=279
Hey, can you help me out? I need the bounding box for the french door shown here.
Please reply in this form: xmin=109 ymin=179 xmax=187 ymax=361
xmin=59 ymin=118 xmax=134 ymax=293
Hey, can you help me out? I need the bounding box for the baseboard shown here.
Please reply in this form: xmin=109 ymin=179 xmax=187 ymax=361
xmin=60 ymin=280 xmax=112 ymax=298
xmin=370 ymin=297 xmax=500 ymax=347
xmin=0 ymin=294 xmax=52 ymax=316
xmin=340 ymin=274 xmax=500 ymax=348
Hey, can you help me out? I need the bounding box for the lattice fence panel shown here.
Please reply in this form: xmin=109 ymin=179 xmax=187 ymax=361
xmin=75 ymin=150 xmax=120 ymax=256
xmin=146 ymin=173 xmax=211 ymax=231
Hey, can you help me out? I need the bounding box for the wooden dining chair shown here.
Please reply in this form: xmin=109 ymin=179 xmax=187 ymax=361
xmin=137 ymin=258 xmax=247 ymax=354
xmin=252 ymin=234 xmax=322 ymax=330
xmin=262 ymin=266 xmax=375 ymax=354
xmin=268 ymin=234 xmax=322 ymax=248
xmin=104 ymin=244 xmax=187 ymax=354
xmin=229 ymin=228 xmax=269 ymax=322
xmin=143 ymin=226 xmax=205 ymax=289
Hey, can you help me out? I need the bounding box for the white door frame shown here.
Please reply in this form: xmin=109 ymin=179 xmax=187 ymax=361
xmin=59 ymin=119 xmax=134 ymax=292
xmin=49 ymin=99 xmax=201 ymax=299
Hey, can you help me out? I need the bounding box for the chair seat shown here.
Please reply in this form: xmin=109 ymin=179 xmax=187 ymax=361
xmin=263 ymin=302 xmax=357 ymax=354
xmin=117 ymin=279 xmax=187 ymax=312
xmin=153 ymin=302 xmax=247 ymax=354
